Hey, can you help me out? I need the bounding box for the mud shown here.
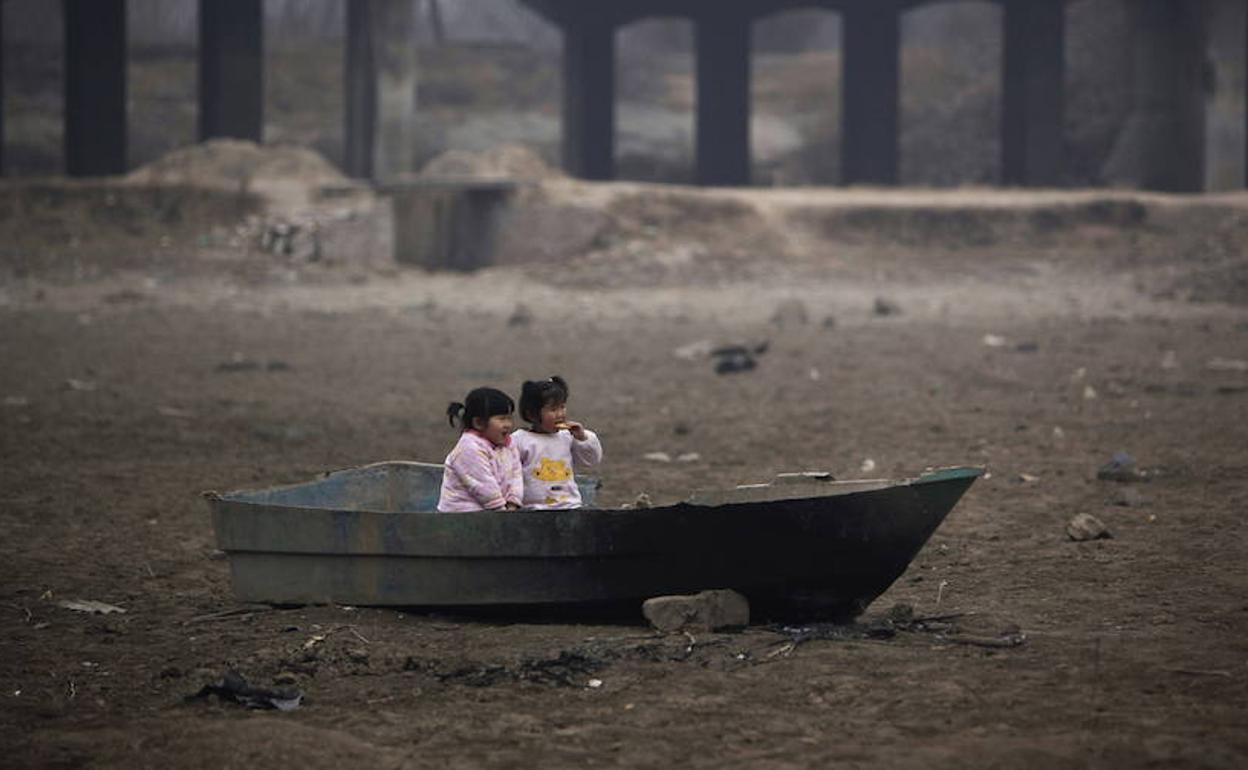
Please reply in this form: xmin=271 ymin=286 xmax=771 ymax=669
xmin=2 ymin=176 xmax=1248 ymax=769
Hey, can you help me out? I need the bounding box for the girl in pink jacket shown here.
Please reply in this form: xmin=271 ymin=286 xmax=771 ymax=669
xmin=436 ymin=387 xmax=524 ymax=512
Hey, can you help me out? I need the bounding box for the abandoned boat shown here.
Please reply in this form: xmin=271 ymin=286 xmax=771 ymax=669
xmin=205 ymin=462 xmax=981 ymax=619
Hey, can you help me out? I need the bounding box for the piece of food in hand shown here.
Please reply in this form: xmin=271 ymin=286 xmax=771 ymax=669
xmin=554 ymin=422 xmax=572 ymax=430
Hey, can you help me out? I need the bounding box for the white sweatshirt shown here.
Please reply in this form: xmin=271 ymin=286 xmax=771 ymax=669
xmin=511 ymin=428 xmax=603 ymax=509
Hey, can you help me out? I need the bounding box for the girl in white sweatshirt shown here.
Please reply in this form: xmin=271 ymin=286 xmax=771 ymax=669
xmin=511 ymin=376 xmax=603 ymax=509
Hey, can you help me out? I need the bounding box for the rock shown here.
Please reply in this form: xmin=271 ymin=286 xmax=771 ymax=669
xmin=642 ymin=589 xmax=749 ymax=632
xmin=676 ymin=452 xmax=701 ymax=463
xmin=631 ymin=492 xmax=653 ymax=509
xmin=643 ymin=451 xmax=671 ymax=463
xmin=769 ymin=299 xmax=809 ymax=328
xmin=673 ymin=339 xmax=715 ymax=361
xmin=1066 ymin=513 xmax=1112 ymax=541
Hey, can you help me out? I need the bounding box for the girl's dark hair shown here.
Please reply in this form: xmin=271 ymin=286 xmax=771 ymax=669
xmin=447 ymin=387 xmax=514 ymax=431
xmin=519 ymin=376 xmax=569 ymax=424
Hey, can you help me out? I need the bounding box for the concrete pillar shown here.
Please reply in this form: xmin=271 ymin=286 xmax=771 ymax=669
xmin=1103 ymin=0 xmax=1205 ymax=192
xmin=344 ymin=0 xmax=418 ymax=181
xmin=1 ymin=6 xmax=5 ymax=177
xmin=198 ymin=0 xmax=264 ymax=142
xmin=562 ymin=16 xmax=615 ymax=180
xmin=842 ymin=3 xmax=899 ymax=185
xmin=1001 ymin=0 xmax=1064 ymax=186
xmin=1204 ymin=0 xmax=1246 ymax=190
xmin=64 ymin=0 xmax=127 ymax=176
xmin=695 ymin=11 xmax=751 ymax=186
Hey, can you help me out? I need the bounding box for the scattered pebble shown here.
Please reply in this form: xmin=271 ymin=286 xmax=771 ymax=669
xmin=643 ymin=451 xmax=671 ymax=463
xmin=1066 ymin=513 xmax=1112 ymax=542
xmin=982 ymin=333 xmax=1007 ymax=348
xmin=1083 ymin=384 xmax=1098 ymax=400
xmin=676 ymin=452 xmax=701 ymax=463
xmin=672 ymin=340 xmax=715 ymax=361
xmin=860 ymin=458 xmax=876 ymax=473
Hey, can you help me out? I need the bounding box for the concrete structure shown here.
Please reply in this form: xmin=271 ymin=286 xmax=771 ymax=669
xmin=0 ymin=0 xmax=1242 ymax=191
xmin=345 ymin=0 xmax=420 ymax=181
xmin=198 ymin=0 xmax=264 ymax=143
xmin=64 ymin=0 xmax=128 ymax=176
xmin=524 ymin=0 xmax=1245 ymax=190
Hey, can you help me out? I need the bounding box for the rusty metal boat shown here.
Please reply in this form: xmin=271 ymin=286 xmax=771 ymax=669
xmin=205 ymin=462 xmax=981 ymax=620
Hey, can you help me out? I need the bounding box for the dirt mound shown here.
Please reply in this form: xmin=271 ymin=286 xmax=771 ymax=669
xmin=124 ymin=139 xmax=361 ymax=211
xmin=417 ymin=143 xmax=564 ymax=182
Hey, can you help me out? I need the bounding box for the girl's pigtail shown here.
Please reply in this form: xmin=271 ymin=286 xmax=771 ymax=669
xmin=550 ymin=375 xmax=568 ymax=398
xmin=446 ymin=402 xmax=465 ymax=428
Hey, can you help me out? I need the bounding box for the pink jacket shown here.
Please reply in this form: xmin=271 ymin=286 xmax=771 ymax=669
xmin=436 ymin=431 xmax=523 ymax=512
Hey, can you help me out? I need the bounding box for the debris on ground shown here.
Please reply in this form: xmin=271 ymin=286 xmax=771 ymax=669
xmin=185 ymin=669 xmax=303 ymax=711
xmin=642 ymin=589 xmax=750 ymax=633
xmin=57 ymin=599 xmax=126 ymax=615
xmin=643 ymin=451 xmax=672 ymax=463
xmin=1097 ymin=451 xmax=1145 ymax=482
xmin=873 ymin=297 xmax=902 ymax=316
xmin=982 ymin=333 xmax=1007 ymax=347
xmin=1066 ymin=513 xmax=1112 ymax=541
xmin=425 ymin=650 xmax=607 ymax=689
xmin=711 ymin=341 xmax=769 ymax=374
xmin=214 ymin=354 xmax=291 ymax=373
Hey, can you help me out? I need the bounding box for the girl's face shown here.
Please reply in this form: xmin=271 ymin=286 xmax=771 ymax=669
xmin=536 ymin=400 xmax=567 ymax=433
xmin=474 ymin=413 xmax=514 ymax=446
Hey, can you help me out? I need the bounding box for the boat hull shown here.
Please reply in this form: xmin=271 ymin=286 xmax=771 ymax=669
xmin=206 ymin=463 xmax=980 ymax=619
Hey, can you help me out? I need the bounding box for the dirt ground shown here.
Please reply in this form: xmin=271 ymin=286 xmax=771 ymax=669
xmin=2 ymin=162 xmax=1247 ymax=768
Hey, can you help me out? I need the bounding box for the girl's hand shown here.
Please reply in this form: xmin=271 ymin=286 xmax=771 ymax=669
xmin=559 ymin=420 xmax=588 ymax=441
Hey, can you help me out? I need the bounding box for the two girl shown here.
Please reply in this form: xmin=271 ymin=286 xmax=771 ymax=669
xmin=436 ymin=377 xmax=601 ymax=512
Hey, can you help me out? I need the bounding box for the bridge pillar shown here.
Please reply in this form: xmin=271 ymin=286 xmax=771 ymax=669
xmin=1103 ymin=0 xmax=1205 ymax=191
xmin=1001 ymin=0 xmax=1064 ymax=186
xmin=198 ymin=0 xmax=264 ymax=143
xmin=695 ymin=11 xmax=751 ymax=186
xmin=561 ymin=16 xmax=615 ymax=180
xmin=842 ymin=3 xmax=899 ymax=185
xmin=64 ymin=0 xmax=127 ymax=176
xmin=345 ymin=0 xmax=418 ymax=181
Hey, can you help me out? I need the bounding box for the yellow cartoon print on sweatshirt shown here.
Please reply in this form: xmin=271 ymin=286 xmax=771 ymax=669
xmin=533 ymin=457 xmax=572 ymax=482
